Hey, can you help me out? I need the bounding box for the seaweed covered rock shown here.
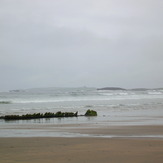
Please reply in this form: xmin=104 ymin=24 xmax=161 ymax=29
xmin=3 ymin=111 xmax=78 ymax=120
xmin=0 ymin=101 xmax=11 ymax=104
xmin=1 ymin=110 xmax=98 ymax=120
xmin=54 ymin=111 xmax=65 ymax=117
xmin=85 ymin=109 xmax=97 ymax=116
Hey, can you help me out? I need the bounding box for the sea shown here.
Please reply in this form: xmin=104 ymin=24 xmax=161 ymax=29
xmin=0 ymin=87 xmax=163 ymax=137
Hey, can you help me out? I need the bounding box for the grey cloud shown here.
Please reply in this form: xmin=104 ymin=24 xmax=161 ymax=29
xmin=0 ymin=0 xmax=163 ymax=91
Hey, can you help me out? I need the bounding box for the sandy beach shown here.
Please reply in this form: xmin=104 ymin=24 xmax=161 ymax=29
xmin=1 ymin=125 xmax=163 ymax=163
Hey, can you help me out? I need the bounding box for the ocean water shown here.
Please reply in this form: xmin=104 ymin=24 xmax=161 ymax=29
xmin=0 ymin=87 xmax=163 ymax=137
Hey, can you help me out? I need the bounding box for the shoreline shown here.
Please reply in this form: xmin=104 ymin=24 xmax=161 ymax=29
xmin=1 ymin=125 xmax=163 ymax=162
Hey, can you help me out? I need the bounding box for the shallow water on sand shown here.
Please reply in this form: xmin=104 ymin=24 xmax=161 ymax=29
xmin=0 ymin=87 xmax=163 ymax=137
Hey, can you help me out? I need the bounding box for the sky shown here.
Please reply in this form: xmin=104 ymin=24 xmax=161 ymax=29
xmin=0 ymin=0 xmax=163 ymax=91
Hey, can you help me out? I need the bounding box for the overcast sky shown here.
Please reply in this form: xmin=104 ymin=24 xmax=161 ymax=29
xmin=0 ymin=0 xmax=163 ymax=91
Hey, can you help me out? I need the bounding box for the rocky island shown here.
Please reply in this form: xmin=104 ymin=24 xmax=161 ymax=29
xmin=97 ymin=87 xmax=126 ymax=91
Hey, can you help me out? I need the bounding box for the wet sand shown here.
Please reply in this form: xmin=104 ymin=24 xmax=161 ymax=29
xmin=1 ymin=125 xmax=163 ymax=163
xmin=1 ymin=137 xmax=163 ymax=163
xmin=71 ymin=125 xmax=163 ymax=137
